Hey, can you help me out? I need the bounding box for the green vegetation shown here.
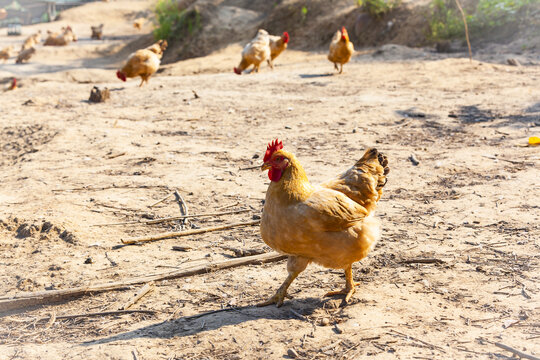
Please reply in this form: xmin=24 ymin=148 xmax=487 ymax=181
xmin=356 ymin=0 xmax=401 ymax=18
xmin=301 ymin=6 xmax=308 ymax=22
xmin=429 ymin=0 xmax=539 ymax=40
xmin=153 ymin=0 xmax=201 ymax=41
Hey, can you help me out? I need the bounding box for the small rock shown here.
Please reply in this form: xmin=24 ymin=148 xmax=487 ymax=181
xmin=252 ymin=214 xmax=261 ymax=220
xmin=507 ymin=58 xmax=521 ymax=66
xmin=334 ymin=323 xmax=344 ymax=334
xmin=59 ymin=230 xmax=77 ymax=244
xmin=89 ymin=86 xmax=110 ymax=103
xmin=409 ymin=154 xmax=419 ymax=166
xmin=287 ymin=348 xmax=299 ymax=358
xmin=320 ymin=317 xmax=330 ymax=326
xmin=84 ymin=257 xmax=93 ymax=264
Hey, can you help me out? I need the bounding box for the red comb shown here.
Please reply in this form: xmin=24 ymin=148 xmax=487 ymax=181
xmin=282 ymin=31 xmax=289 ymax=43
xmin=264 ymin=139 xmax=283 ymax=162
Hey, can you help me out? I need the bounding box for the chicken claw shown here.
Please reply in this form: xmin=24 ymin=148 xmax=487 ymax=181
xmin=257 ymin=289 xmax=288 ymax=307
xmin=324 ymin=266 xmax=360 ymax=303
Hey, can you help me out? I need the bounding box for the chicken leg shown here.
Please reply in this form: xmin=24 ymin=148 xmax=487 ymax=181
xmin=325 ymin=265 xmax=360 ymax=303
xmin=258 ymin=256 xmax=310 ymax=307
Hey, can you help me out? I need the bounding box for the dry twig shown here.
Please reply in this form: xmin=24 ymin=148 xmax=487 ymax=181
xmin=0 ymin=252 xmax=286 ymax=312
xmin=400 ymin=258 xmax=446 ymax=265
xmin=120 ymin=220 xmax=260 ymax=245
xmin=494 ymin=342 xmax=540 ymax=360
xmin=120 ymin=282 xmax=154 ymax=310
xmin=148 ymin=191 xmax=174 ymax=208
xmin=92 ymin=209 xmax=251 ymax=227
xmin=454 ymin=0 xmax=472 ymax=62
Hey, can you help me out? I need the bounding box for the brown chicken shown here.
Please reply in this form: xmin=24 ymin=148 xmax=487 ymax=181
xmin=267 ymin=31 xmax=289 ymax=69
xmin=234 ymin=29 xmax=270 ymax=75
xmin=91 ymin=24 xmax=104 ymax=40
xmin=16 ymin=47 xmax=36 ymax=64
xmin=44 ymin=26 xmax=77 ymax=46
xmin=0 ymin=45 xmax=13 ymax=62
xmin=328 ymin=27 xmax=354 ymax=74
xmin=133 ymin=18 xmax=145 ymax=30
xmin=21 ymin=31 xmax=41 ymax=51
xmin=116 ymin=40 xmax=167 ymax=87
xmin=259 ymin=140 xmax=389 ymax=306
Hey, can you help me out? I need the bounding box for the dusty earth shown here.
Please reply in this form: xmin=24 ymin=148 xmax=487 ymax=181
xmin=0 ymin=0 xmax=539 ymax=359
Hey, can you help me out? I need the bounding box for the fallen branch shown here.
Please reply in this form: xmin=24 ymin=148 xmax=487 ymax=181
xmin=400 ymin=258 xmax=446 ymax=265
xmin=389 ymin=330 xmax=446 ymax=352
xmin=121 ymin=220 xmax=260 ymax=245
xmin=239 ymin=165 xmax=261 ymax=171
xmin=120 ymin=282 xmax=154 ymax=310
xmin=35 ymin=309 xmax=157 ymax=321
xmin=222 ymin=247 xmax=266 ymax=257
xmin=0 ymin=252 xmax=286 ymax=313
xmin=148 ymin=191 xmax=174 ymax=208
xmin=91 ymin=209 xmax=251 ymax=227
xmin=173 ymin=189 xmax=189 ymax=228
xmin=494 ymin=342 xmax=540 ymax=360
xmin=481 ymin=155 xmax=530 ymax=165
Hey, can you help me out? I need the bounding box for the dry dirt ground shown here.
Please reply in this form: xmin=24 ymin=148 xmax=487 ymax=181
xmin=0 ymin=1 xmax=539 ymax=360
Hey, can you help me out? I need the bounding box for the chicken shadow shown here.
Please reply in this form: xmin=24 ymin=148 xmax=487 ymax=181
xmin=450 ymin=105 xmax=540 ymax=126
xmin=299 ymin=73 xmax=335 ymax=79
xmin=81 ymin=297 xmax=337 ymax=346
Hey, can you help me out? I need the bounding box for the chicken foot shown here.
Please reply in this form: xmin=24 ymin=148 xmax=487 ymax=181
xmin=325 ymin=265 xmax=359 ymax=303
xmin=257 ymin=256 xmax=309 ymax=307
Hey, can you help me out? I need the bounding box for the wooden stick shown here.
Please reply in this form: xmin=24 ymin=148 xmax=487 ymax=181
xmin=120 ymin=282 xmax=154 ymax=310
xmin=148 ymin=191 xmax=174 ymax=208
xmin=400 ymin=258 xmax=446 ymax=265
xmin=0 ymin=252 xmax=286 ymax=313
xmin=91 ymin=209 xmax=251 ymax=227
xmin=52 ymin=185 xmax=167 ymax=192
xmin=174 ymin=190 xmax=188 ymax=216
xmin=173 ymin=189 xmax=189 ymax=228
xmin=215 ymin=201 xmax=240 ymax=211
xmin=454 ymin=0 xmax=472 ymax=62
xmin=494 ymin=342 xmax=540 ymax=360
xmin=389 ymin=330 xmax=446 ymax=352
xmin=120 ymin=220 xmax=260 ymax=245
xmin=239 ymin=165 xmax=261 ymax=171
xmin=481 ymin=155 xmax=529 ymax=165
xmin=222 ymin=247 xmax=266 ymax=257
xmin=34 ymin=310 xmax=157 ymax=321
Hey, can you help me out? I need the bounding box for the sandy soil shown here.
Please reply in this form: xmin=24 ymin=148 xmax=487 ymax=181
xmin=0 ymin=1 xmax=539 ymax=359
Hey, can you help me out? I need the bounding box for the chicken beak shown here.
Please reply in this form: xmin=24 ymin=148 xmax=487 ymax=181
xmin=261 ymin=163 xmax=271 ymax=171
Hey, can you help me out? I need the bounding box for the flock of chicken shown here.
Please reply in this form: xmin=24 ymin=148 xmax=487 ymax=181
xmin=0 ymin=27 xmax=77 ymax=65
xmin=115 ymin=26 xmax=355 ymax=88
xmin=234 ymin=26 xmax=354 ymax=75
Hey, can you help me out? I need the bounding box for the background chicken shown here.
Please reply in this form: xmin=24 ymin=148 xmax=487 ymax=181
xmin=267 ymin=31 xmax=289 ymax=69
xmin=259 ymin=140 xmax=389 ymax=306
xmin=91 ymin=24 xmax=104 ymax=40
xmin=44 ymin=26 xmax=77 ymax=46
xmin=16 ymin=47 xmax=36 ymax=64
xmin=21 ymin=31 xmax=41 ymax=51
xmin=116 ymin=40 xmax=167 ymax=87
xmin=0 ymin=45 xmax=13 ymax=62
xmin=234 ymin=29 xmax=270 ymax=75
xmin=133 ymin=18 xmax=145 ymax=30
xmin=328 ymin=27 xmax=354 ymax=74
